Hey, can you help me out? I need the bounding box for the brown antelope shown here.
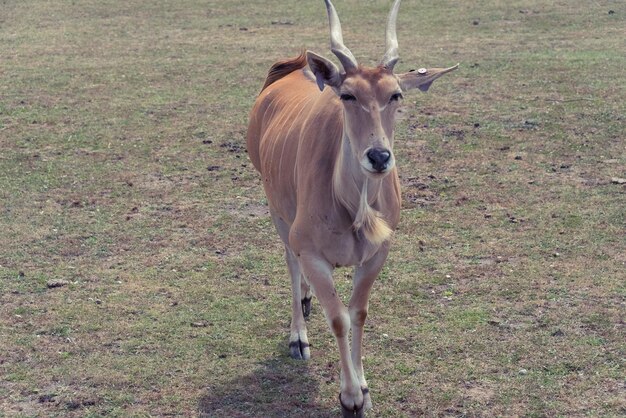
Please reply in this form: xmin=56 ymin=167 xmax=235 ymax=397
xmin=247 ymin=0 xmax=457 ymax=415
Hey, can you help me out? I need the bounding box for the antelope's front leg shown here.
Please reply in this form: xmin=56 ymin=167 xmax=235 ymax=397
xmin=349 ymin=248 xmax=389 ymax=413
xmin=299 ymin=253 xmax=364 ymax=417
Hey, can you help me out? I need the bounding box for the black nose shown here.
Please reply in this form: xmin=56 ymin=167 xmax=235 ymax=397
xmin=367 ymin=148 xmax=391 ymax=172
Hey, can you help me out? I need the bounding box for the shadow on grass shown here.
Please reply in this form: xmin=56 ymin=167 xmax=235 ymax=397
xmin=198 ymin=354 xmax=335 ymax=418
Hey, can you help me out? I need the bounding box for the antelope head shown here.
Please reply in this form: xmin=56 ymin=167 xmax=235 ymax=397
xmin=307 ymin=0 xmax=458 ymax=179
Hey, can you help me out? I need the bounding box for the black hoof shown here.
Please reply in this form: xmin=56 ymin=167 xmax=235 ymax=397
xmin=301 ymin=296 xmax=312 ymax=318
xmin=289 ymin=340 xmax=310 ymax=360
xmin=339 ymin=393 xmax=365 ymax=418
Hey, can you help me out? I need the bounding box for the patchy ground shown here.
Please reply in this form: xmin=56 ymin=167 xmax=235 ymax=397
xmin=1 ymin=0 xmax=624 ymax=416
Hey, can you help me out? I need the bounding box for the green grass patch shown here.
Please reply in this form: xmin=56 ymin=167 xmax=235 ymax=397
xmin=1 ymin=0 xmax=624 ymax=416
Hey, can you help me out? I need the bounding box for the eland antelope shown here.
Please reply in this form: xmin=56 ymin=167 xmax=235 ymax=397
xmin=246 ymin=0 xmax=457 ymax=415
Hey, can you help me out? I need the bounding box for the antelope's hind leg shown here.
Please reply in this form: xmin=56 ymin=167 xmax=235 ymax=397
xmin=285 ymin=247 xmax=310 ymax=360
xmin=301 ymin=275 xmax=312 ymax=318
xmin=270 ymin=211 xmax=310 ymax=360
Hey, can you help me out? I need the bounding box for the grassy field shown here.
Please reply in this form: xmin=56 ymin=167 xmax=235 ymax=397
xmin=1 ymin=0 xmax=624 ymax=416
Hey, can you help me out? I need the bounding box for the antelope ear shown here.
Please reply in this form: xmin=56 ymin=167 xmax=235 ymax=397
xmin=397 ymin=64 xmax=459 ymax=92
xmin=306 ymin=51 xmax=343 ymax=91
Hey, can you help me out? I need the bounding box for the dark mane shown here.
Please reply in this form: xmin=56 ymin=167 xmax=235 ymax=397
xmin=260 ymin=50 xmax=308 ymax=93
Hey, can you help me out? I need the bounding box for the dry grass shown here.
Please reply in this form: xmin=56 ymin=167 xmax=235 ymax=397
xmin=1 ymin=0 xmax=624 ymax=417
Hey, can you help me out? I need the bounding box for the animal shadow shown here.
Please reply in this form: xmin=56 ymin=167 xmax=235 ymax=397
xmin=198 ymin=354 xmax=335 ymax=418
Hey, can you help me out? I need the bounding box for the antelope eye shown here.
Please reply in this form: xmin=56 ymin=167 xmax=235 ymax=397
xmin=340 ymin=93 xmax=357 ymax=101
xmin=390 ymin=92 xmax=403 ymax=102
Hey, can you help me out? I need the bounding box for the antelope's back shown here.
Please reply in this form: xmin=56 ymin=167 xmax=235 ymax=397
xmin=246 ymin=55 xmax=340 ymax=222
xmin=247 ymin=53 xmax=311 ymax=173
